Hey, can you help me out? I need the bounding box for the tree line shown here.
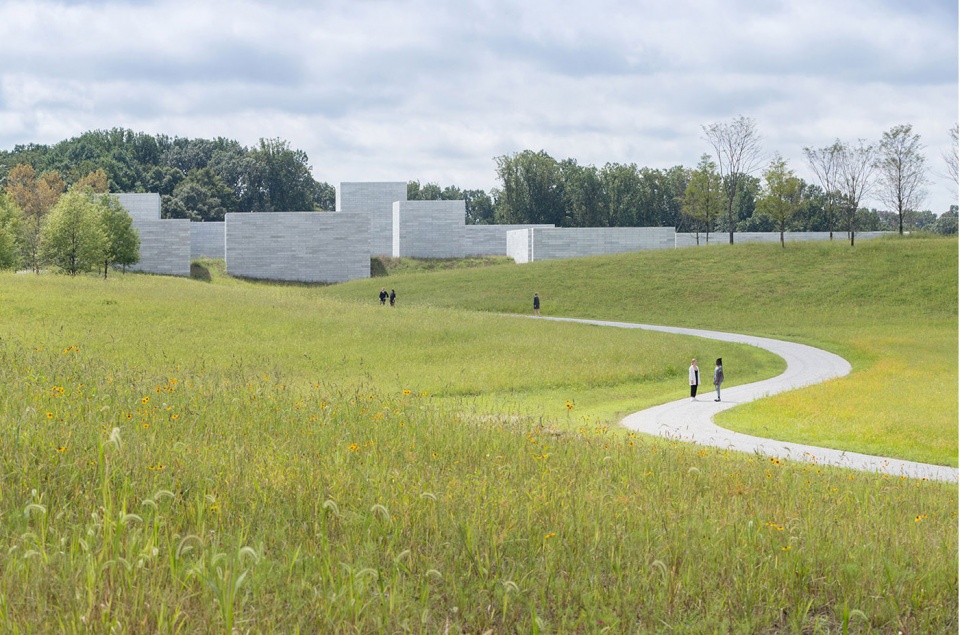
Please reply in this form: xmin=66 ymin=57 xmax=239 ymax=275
xmin=0 ymin=129 xmax=336 ymax=221
xmin=0 ymin=122 xmax=956 ymax=256
xmin=0 ymin=166 xmax=139 ymax=275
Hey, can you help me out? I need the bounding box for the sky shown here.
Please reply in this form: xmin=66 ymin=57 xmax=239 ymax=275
xmin=0 ymin=0 xmax=957 ymax=213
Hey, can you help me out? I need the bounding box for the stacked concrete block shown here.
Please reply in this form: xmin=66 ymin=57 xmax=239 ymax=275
xmin=463 ymin=224 xmax=555 ymax=257
xmin=225 ymin=212 xmax=370 ymax=283
xmin=506 ymin=227 xmax=676 ymax=263
xmin=190 ymin=222 xmax=226 ymax=259
xmin=392 ymin=200 xmax=466 ymax=258
xmin=115 ymin=193 xmax=161 ymax=221
xmin=128 ymin=218 xmax=192 ymax=276
xmin=336 ymin=182 xmax=407 ymax=257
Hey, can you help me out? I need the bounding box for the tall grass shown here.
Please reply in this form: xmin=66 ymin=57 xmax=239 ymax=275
xmin=0 ymin=343 xmax=954 ymax=633
xmin=322 ymin=237 xmax=959 ymax=466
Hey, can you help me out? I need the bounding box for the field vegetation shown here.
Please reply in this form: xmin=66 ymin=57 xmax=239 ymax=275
xmin=0 ymin=237 xmax=954 ymax=633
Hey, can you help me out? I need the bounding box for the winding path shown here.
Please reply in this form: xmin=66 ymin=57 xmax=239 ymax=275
xmin=542 ymin=316 xmax=958 ymax=483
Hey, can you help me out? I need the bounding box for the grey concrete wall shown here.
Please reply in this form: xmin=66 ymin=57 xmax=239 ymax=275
xmin=507 ymin=227 xmax=676 ymax=262
xmin=392 ymin=200 xmax=466 ymax=258
xmin=675 ymin=231 xmax=894 ymax=247
xmin=190 ymin=222 xmax=225 ymax=259
xmin=115 ymin=193 xmax=161 ymax=221
xmin=337 ymin=182 xmax=407 ymax=257
xmin=463 ymin=224 xmax=555 ymax=257
xmin=128 ymin=218 xmax=191 ymax=276
xmin=225 ymin=212 xmax=370 ymax=283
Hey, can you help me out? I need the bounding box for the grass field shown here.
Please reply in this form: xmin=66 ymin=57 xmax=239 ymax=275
xmin=0 ymin=236 xmax=955 ymax=633
xmin=323 ymin=237 xmax=959 ymax=467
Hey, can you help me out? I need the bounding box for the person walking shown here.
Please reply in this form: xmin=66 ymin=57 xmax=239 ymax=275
xmin=713 ymin=358 xmax=724 ymax=402
xmin=389 ymin=289 xmax=396 ymax=307
xmin=688 ymin=358 xmax=700 ymax=401
xmin=533 ymin=292 xmax=541 ymax=316
xmin=379 ymin=287 xmax=388 ymax=305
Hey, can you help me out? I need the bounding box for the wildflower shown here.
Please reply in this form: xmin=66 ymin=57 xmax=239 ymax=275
xmin=915 ymin=514 xmax=928 ymax=523
xmin=56 ymin=446 xmax=66 ymax=453
xmin=171 ymin=414 xmax=180 ymax=420
xmin=565 ymin=401 xmax=574 ymax=410
xmin=403 ymin=389 xmax=412 ymax=396
xmin=46 ymin=412 xmax=53 ymax=419
xmin=781 ymin=545 xmax=792 ymax=551
xmin=142 ymin=424 xmax=149 ymax=429
xmin=141 ymin=397 xmax=150 ymax=404
xmin=544 ymin=532 xmax=556 ymax=540
xmin=348 ymin=443 xmax=360 ymax=452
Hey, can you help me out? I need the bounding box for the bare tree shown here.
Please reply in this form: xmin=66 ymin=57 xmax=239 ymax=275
xmin=803 ymin=141 xmax=843 ymax=239
xmin=942 ymin=124 xmax=959 ymax=191
xmin=836 ymin=140 xmax=877 ymax=246
xmin=876 ymin=124 xmax=927 ymax=235
xmin=702 ymin=116 xmax=764 ymax=244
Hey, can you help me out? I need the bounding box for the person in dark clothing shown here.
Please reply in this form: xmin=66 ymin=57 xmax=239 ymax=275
xmin=389 ymin=289 xmax=396 ymax=307
xmin=713 ymin=358 xmax=724 ymax=401
xmin=533 ymin=292 xmax=541 ymax=316
xmin=379 ymin=288 xmax=388 ymax=305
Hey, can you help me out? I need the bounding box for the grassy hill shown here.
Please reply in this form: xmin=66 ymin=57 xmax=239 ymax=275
xmin=0 ymin=236 xmax=954 ymax=633
xmin=323 ymin=237 xmax=959 ymax=466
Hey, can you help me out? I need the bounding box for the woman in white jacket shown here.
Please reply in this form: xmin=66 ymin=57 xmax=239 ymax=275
xmin=688 ymin=358 xmax=700 ymax=401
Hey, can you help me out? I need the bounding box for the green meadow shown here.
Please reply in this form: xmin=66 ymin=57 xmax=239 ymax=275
xmin=0 ymin=237 xmax=955 ymax=633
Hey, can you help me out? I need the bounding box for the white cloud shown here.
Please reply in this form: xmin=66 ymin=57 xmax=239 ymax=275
xmin=0 ymin=0 xmax=956 ymax=210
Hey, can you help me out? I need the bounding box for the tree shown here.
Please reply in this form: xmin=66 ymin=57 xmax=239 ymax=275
xmin=681 ymin=155 xmax=723 ymax=244
xmin=462 ymin=189 xmax=495 ymax=224
xmin=933 ymin=205 xmax=958 ymax=236
xmin=0 ymin=193 xmax=23 ymax=270
xmin=560 ymin=160 xmax=604 ymax=227
xmin=835 ymin=140 xmax=877 ymax=246
xmin=494 ymin=150 xmax=565 ymax=226
xmin=756 ymin=154 xmax=803 ymax=247
xmin=702 ymin=116 xmax=764 ymax=244
xmin=39 ymin=189 xmax=106 ymax=275
xmin=165 ymin=167 xmax=234 ymax=221
xmin=876 ymin=124 xmax=927 ymax=235
xmin=74 ymin=169 xmax=110 ymax=193
xmin=241 ymin=138 xmax=318 ymax=212
xmin=803 ymin=141 xmax=843 ymax=239
xmin=942 ymin=124 xmax=959 ymax=190
xmin=99 ymin=194 xmax=140 ymax=277
xmin=4 ymin=164 xmax=65 ymax=273
xmin=599 ymin=163 xmax=644 ymax=226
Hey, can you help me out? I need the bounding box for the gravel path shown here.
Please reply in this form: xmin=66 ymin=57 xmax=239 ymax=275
xmin=542 ymin=316 xmax=958 ymax=483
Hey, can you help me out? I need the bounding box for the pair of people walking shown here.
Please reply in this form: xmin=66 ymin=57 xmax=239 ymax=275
xmin=379 ymin=287 xmax=396 ymax=307
xmin=689 ymin=358 xmax=724 ymax=402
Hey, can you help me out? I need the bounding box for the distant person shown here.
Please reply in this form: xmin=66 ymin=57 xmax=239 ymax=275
xmin=389 ymin=289 xmax=396 ymax=307
xmin=689 ymin=358 xmax=700 ymax=401
xmin=379 ymin=287 xmax=388 ymax=305
xmin=713 ymin=358 xmax=724 ymax=402
xmin=533 ymin=292 xmax=540 ymax=316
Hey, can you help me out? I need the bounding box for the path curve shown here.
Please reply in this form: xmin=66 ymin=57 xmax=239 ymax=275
xmin=541 ymin=316 xmax=958 ymax=483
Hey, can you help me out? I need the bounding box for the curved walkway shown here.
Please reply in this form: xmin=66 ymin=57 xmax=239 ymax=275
xmin=542 ymin=316 xmax=958 ymax=483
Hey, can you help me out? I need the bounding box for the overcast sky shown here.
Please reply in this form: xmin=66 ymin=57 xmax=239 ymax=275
xmin=1 ymin=0 xmax=957 ymax=212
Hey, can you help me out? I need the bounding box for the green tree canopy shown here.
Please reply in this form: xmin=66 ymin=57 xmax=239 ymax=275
xmin=39 ymin=189 xmax=107 ymax=275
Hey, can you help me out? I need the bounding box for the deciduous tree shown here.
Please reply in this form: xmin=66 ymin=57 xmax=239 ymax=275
xmin=702 ymin=116 xmax=764 ymax=244
xmin=757 ymin=154 xmax=803 ymax=247
xmin=0 ymin=193 xmax=23 ymax=270
xmin=681 ymin=155 xmax=723 ymax=244
xmin=803 ymin=141 xmax=843 ymax=239
xmin=835 ymin=140 xmax=877 ymax=246
xmin=40 ymin=189 xmax=106 ymax=275
xmin=99 ymin=194 xmax=140 ymax=277
xmin=4 ymin=164 xmax=65 ymax=272
xmin=876 ymin=124 xmax=927 ymax=235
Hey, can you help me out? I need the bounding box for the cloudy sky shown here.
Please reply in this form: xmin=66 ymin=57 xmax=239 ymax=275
xmin=1 ymin=0 xmax=957 ymax=212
